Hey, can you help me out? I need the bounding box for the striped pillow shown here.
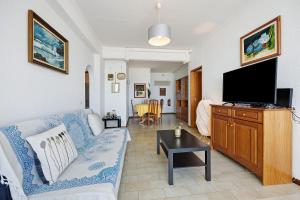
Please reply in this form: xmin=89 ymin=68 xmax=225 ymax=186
xmin=26 ymin=124 xmax=78 ymax=184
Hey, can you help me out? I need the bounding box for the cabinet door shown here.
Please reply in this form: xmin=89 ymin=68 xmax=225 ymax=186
xmin=233 ymin=119 xmax=263 ymax=175
xmin=212 ymin=115 xmax=230 ymax=153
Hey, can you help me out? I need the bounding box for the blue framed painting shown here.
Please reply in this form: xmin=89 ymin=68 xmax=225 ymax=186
xmin=240 ymin=16 xmax=281 ymax=66
xmin=28 ymin=10 xmax=69 ymax=74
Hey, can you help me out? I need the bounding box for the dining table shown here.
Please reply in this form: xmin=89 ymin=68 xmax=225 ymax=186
xmin=135 ymin=103 xmax=162 ymax=124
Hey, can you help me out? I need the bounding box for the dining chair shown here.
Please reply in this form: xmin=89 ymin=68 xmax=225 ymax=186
xmin=147 ymin=99 xmax=159 ymax=126
xmin=131 ymin=99 xmax=139 ymax=120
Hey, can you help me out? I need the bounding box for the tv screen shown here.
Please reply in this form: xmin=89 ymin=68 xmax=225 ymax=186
xmin=223 ymin=58 xmax=277 ymax=105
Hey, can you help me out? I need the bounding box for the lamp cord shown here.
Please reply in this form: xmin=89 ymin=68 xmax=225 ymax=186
xmin=156 ymin=1 xmax=161 ymax=23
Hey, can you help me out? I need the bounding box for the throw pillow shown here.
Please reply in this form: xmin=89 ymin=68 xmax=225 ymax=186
xmin=88 ymin=114 xmax=102 ymax=136
xmin=26 ymin=124 xmax=78 ymax=184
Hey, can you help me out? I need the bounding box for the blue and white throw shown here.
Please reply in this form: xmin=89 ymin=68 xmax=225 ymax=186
xmin=0 ymin=110 xmax=130 ymax=199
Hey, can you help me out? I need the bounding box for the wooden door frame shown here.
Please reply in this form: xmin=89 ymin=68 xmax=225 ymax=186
xmin=190 ymin=66 xmax=202 ymax=128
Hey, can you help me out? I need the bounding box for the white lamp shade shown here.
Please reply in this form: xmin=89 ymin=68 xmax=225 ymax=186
xmin=148 ymin=24 xmax=171 ymax=46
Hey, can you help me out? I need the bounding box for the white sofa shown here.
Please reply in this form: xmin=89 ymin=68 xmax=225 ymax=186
xmin=0 ymin=109 xmax=130 ymax=200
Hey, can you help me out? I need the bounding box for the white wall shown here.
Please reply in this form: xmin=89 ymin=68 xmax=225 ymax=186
xmin=104 ymin=60 xmax=128 ymax=126
xmin=189 ymin=0 xmax=300 ymax=179
xmin=150 ymin=73 xmax=176 ymax=113
xmin=128 ymin=68 xmax=151 ymax=117
xmin=174 ymin=64 xmax=189 ymax=80
xmin=0 ymin=0 xmax=100 ymax=126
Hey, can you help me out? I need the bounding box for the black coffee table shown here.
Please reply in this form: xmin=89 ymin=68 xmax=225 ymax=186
xmin=157 ymin=129 xmax=211 ymax=185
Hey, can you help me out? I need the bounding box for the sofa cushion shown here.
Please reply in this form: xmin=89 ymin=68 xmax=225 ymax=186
xmin=88 ymin=114 xmax=102 ymax=136
xmin=26 ymin=124 xmax=78 ymax=184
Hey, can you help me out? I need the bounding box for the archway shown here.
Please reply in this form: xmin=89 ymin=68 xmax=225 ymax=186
xmin=85 ymin=70 xmax=90 ymax=109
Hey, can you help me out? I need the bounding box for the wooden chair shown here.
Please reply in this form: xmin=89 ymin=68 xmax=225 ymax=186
xmin=143 ymin=99 xmax=149 ymax=104
xmin=159 ymin=99 xmax=164 ymax=123
xmin=147 ymin=99 xmax=159 ymax=126
xmin=131 ymin=100 xmax=139 ymax=120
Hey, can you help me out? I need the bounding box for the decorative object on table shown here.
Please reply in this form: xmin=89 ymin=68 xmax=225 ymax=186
xmin=107 ymin=73 xmax=114 ymax=81
xmin=134 ymin=83 xmax=146 ymax=98
xmin=117 ymin=73 xmax=126 ymax=80
xmin=160 ymin=88 xmax=166 ymax=96
xmin=174 ymin=126 xmax=182 ymax=138
xmin=106 ymin=110 xmax=118 ymax=119
xmin=28 ymin=10 xmax=69 ymax=74
xmin=102 ymin=116 xmax=121 ymax=129
xmin=0 ymin=175 xmax=12 ymax=200
xmin=147 ymin=83 xmax=151 ymax=99
xmin=168 ymin=99 xmax=171 ymax=106
xmin=240 ymin=16 xmax=281 ymax=66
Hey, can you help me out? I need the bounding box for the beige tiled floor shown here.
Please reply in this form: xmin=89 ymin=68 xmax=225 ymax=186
xmin=118 ymin=114 xmax=300 ymax=200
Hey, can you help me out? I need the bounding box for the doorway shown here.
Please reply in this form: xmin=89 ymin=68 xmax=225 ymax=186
xmin=85 ymin=70 xmax=90 ymax=109
xmin=190 ymin=66 xmax=202 ymax=128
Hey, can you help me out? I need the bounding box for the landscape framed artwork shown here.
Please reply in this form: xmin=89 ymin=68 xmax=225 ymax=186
xmin=134 ymin=83 xmax=146 ymax=98
xmin=240 ymin=16 xmax=281 ymax=66
xmin=28 ymin=10 xmax=69 ymax=74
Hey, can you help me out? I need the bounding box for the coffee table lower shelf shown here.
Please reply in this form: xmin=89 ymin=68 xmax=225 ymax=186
xmin=160 ymin=143 xmax=206 ymax=168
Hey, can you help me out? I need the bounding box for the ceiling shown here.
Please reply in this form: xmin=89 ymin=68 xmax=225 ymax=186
xmin=128 ymin=61 xmax=183 ymax=73
xmin=76 ymin=0 xmax=247 ymax=49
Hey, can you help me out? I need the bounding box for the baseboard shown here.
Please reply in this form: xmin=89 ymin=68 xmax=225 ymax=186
xmin=292 ymin=177 xmax=300 ymax=186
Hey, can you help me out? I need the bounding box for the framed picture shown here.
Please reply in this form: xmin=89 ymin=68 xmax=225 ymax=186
xmin=240 ymin=16 xmax=281 ymax=66
xmin=112 ymin=83 xmax=120 ymax=93
xmin=134 ymin=83 xmax=146 ymax=98
xmin=28 ymin=10 xmax=69 ymax=74
xmin=108 ymin=74 xmax=114 ymax=81
xmin=117 ymin=73 xmax=126 ymax=80
xmin=160 ymin=88 xmax=166 ymax=96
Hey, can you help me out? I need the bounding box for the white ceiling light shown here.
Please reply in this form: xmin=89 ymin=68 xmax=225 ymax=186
xmin=148 ymin=2 xmax=171 ymax=46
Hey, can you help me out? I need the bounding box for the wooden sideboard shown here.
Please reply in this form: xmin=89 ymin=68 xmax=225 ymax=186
xmin=211 ymin=105 xmax=292 ymax=185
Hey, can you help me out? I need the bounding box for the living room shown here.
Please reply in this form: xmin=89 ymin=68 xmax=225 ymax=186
xmin=1 ymin=0 xmax=300 ymax=200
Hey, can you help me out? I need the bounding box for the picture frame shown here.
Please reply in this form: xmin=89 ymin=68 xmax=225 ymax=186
xmin=28 ymin=10 xmax=69 ymax=74
xmin=134 ymin=83 xmax=146 ymax=98
xmin=240 ymin=16 xmax=281 ymax=66
xmin=112 ymin=83 xmax=120 ymax=93
xmin=108 ymin=74 xmax=114 ymax=81
xmin=160 ymin=88 xmax=166 ymax=96
xmin=117 ymin=73 xmax=126 ymax=80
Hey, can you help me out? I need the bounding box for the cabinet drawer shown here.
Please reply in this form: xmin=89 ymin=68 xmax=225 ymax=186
xmin=212 ymin=106 xmax=231 ymax=116
xmin=233 ymin=109 xmax=263 ymax=123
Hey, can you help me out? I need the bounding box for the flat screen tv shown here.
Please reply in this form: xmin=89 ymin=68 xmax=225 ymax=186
xmin=223 ymin=58 xmax=277 ymax=105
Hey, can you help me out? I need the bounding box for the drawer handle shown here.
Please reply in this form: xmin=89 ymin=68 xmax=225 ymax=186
xmin=218 ymin=110 xmax=221 ymax=112
xmin=242 ymin=113 xmax=246 ymax=116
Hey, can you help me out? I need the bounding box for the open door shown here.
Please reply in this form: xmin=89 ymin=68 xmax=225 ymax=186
xmin=85 ymin=70 xmax=90 ymax=109
xmin=190 ymin=67 xmax=202 ymax=128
